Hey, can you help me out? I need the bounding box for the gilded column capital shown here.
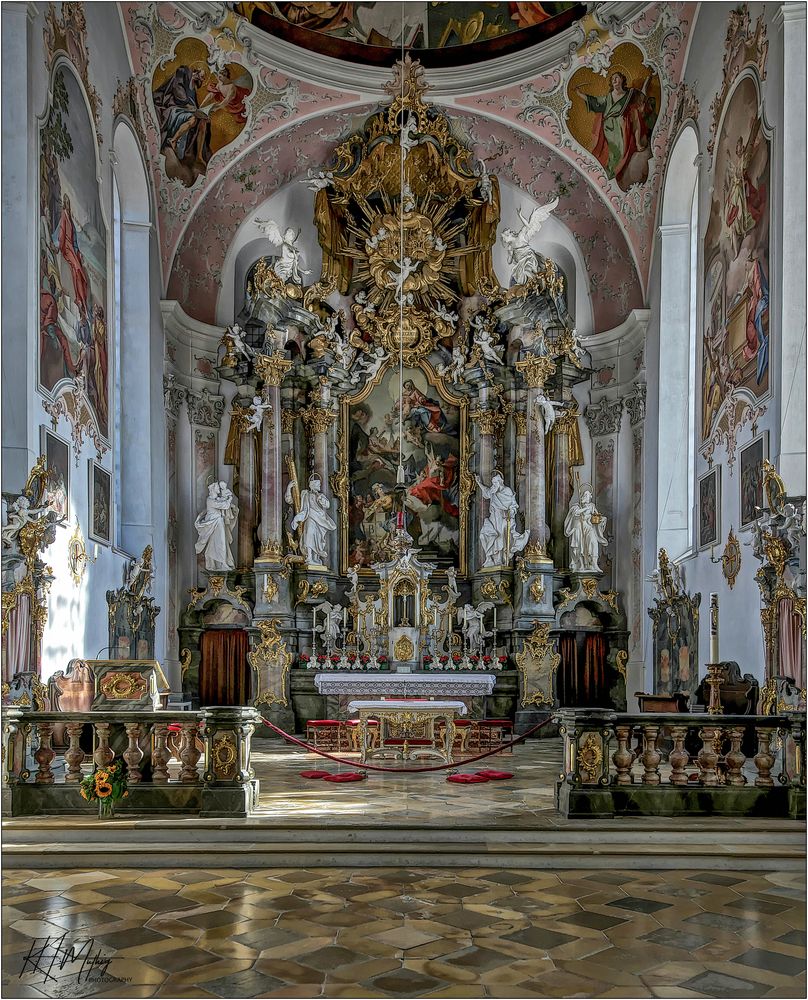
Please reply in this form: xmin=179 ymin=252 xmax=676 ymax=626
xmin=470 ymin=407 xmax=506 ymax=436
xmin=280 ymin=409 xmax=298 ymax=434
xmin=515 ymin=353 xmax=556 ymax=389
xmin=301 ymin=405 xmax=336 ymax=434
xmin=255 ymin=353 xmax=293 ymax=387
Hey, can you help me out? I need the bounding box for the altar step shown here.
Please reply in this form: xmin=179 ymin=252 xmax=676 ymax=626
xmin=3 ymin=819 xmax=804 ymax=870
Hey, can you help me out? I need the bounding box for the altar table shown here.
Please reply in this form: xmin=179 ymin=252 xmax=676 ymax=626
xmin=347 ymin=699 xmax=467 ymax=765
xmin=315 ymin=672 xmax=496 ymax=697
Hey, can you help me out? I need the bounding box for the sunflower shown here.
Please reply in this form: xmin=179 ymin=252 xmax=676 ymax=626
xmin=96 ymin=781 xmax=113 ymax=797
xmin=80 ymin=788 xmax=89 ymax=800
xmin=95 ymin=770 xmax=108 ymax=782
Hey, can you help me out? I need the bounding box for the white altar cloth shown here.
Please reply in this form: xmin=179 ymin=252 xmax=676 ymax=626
xmin=314 ymin=672 xmax=496 ymax=697
xmin=346 ymin=699 xmax=468 ymax=715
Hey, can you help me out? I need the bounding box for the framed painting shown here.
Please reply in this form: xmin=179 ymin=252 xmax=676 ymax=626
xmin=739 ymin=431 xmax=769 ymax=529
xmin=652 ymin=600 xmax=699 ymax=699
xmin=338 ymin=363 xmax=468 ymax=575
xmin=41 ymin=426 xmax=70 ymax=521
xmin=697 ymin=467 xmax=721 ymax=550
xmin=88 ymin=460 xmax=112 ymax=545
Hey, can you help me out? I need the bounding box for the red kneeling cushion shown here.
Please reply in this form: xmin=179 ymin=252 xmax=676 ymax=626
xmin=299 ymin=770 xmax=331 ymax=779
xmin=309 ymin=720 xmax=341 ymax=727
xmin=323 ymin=772 xmax=365 ymax=782
xmin=476 ymin=770 xmax=514 ymax=780
xmin=447 ymin=773 xmax=490 ymax=783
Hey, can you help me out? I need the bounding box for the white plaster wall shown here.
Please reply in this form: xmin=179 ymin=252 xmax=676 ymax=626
xmin=643 ymin=2 xmax=805 ymax=686
xmin=1 ymin=3 xmax=167 ymax=678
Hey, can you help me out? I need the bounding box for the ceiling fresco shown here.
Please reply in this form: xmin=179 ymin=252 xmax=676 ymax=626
xmin=232 ymin=2 xmax=586 ymax=67
xmin=119 ymin=2 xmax=696 ymax=329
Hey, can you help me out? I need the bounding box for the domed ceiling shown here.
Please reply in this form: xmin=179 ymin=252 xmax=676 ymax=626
xmin=233 ymin=2 xmax=586 ymax=66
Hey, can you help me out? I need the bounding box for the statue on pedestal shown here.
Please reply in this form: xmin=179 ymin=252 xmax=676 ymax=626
xmin=194 ymin=481 xmax=239 ymax=572
xmin=286 ymin=474 xmax=336 ymax=567
xmin=459 ymin=602 xmax=495 ymax=656
xmin=476 ymin=473 xmax=529 ymax=568
xmin=564 ymin=486 xmax=608 ymax=573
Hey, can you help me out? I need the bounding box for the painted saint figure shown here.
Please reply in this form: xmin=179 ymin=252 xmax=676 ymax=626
xmin=575 ymin=72 xmax=657 ymax=189
xmin=286 ymin=474 xmax=336 ymax=567
xmin=56 ymin=193 xmax=90 ymax=318
xmin=153 ymin=64 xmax=212 ymax=187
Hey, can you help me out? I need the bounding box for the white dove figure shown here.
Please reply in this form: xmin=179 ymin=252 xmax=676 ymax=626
xmin=501 ymin=197 xmax=560 ymax=284
xmin=253 ymin=218 xmax=311 ymax=283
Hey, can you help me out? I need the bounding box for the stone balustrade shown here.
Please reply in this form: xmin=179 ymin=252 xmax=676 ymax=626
xmin=2 ymin=706 xmax=261 ymax=818
xmin=554 ymin=709 xmax=806 ymax=819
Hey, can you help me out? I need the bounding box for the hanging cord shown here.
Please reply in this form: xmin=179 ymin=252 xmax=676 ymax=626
xmin=396 ymin=1 xmax=406 ymax=486
xmin=260 ymin=716 xmax=553 ymax=773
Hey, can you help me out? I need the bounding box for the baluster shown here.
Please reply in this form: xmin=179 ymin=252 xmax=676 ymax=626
xmin=33 ymin=722 xmax=55 ymax=784
xmin=64 ymin=722 xmax=85 ymax=782
xmin=668 ymin=725 xmax=689 ymax=785
xmin=725 ymin=726 xmax=747 ymax=786
xmin=152 ymin=723 xmax=170 ymax=784
xmin=640 ymin=723 xmax=661 ymax=785
xmin=789 ymin=718 xmax=806 ymax=787
xmin=697 ymin=726 xmax=719 ymax=786
xmin=93 ymin=722 xmax=114 ymax=770
xmin=754 ymin=727 xmax=775 ymax=786
xmin=123 ymin=722 xmax=144 ymax=784
xmin=2 ymin=711 xmax=23 ymax=784
xmin=612 ymin=724 xmax=634 ymax=784
xmin=179 ymin=720 xmax=202 ymax=784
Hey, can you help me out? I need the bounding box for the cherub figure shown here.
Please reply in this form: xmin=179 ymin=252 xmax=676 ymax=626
xmin=227 ymin=324 xmax=254 ymax=359
xmin=349 ymin=345 xmax=387 ymax=385
xmin=437 ymin=345 xmax=468 ymax=385
xmin=245 ymin=392 xmax=272 ymax=433
xmin=501 ymin=198 xmax=559 ymax=284
xmin=252 ymin=219 xmax=311 ymax=283
xmin=471 ymin=315 xmax=505 ymax=366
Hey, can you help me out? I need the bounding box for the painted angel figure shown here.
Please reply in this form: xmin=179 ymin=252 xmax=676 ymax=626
xmin=459 ymin=602 xmax=495 ymax=656
xmin=252 ymin=218 xmax=310 ymax=283
xmin=246 ymin=392 xmax=272 ymax=433
xmin=471 ymin=316 xmax=505 ymax=366
xmin=501 ymin=198 xmax=559 ymax=284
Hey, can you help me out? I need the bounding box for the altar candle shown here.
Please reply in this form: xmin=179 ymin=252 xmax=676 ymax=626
xmin=396 ymin=510 xmax=404 ymax=529
xmin=709 ymin=593 xmax=719 ymax=664
xmin=312 ymin=607 xmax=317 ymax=657
xmin=343 ymin=607 xmax=347 ymax=634
xmin=493 ymin=605 xmax=497 ymax=639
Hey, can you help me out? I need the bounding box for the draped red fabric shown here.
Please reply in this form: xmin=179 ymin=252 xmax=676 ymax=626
xmin=558 ymin=634 xmax=578 ymax=706
xmin=584 ymin=633 xmax=607 ymax=705
xmin=199 ymin=629 xmax=251 ymax=706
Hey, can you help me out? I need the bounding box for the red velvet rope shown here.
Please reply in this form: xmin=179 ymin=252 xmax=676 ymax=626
xmin=259 ymin=716 xmax=553 ymax=773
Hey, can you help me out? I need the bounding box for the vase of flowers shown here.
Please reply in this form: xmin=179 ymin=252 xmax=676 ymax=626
xmin=79 ymin=758 xmax=128 ymax=819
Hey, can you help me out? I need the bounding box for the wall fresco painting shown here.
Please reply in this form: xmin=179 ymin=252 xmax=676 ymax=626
xmin=702 ymin=75 xmax=770 ymax=442
xmin=151 ymin=38 xmax=253 ymax=188
xmin=39 ymin=66 xmax=108 ymax=438
xmin=566 ymin=42 xmax=661 ymax=190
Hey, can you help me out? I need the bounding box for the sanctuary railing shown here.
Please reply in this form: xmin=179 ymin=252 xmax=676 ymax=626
xmin=1 ymin=706 xmax=261 ymax=817
xmin=554 ymin=708 xmax=806 ymax=819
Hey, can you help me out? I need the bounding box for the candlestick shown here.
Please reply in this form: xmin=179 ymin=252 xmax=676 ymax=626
xmin=312 ymin=606 xmax=317 ymax=657
xmin=709 ymin=593 xmax=719 ymax=664
xmin=492 ymin=605 xmax=497 ymax=642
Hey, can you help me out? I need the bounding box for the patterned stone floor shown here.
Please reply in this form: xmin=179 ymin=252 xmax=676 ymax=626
xmin=2 ymin=867 xmax=804 ymax=999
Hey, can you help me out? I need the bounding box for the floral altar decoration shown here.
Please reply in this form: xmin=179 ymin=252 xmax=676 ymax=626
xmin=79 ymin=758 xmax=128 ymax=818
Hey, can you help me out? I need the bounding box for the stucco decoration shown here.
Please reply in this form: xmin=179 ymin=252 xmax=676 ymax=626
xmin=458 ymin=3 xmax=697 ymax=290
xmin=167 ymin=105 xmax=642 ymax=328
xmin=43 ymin=2 xmax=102 ymax=144
xmin=123 ymin=2 xmax=358 ymax=277
xmin=707 ymin=3 xmax=768 ymax=162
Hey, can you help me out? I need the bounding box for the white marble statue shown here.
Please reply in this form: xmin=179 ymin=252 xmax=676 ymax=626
xmin=471 ymin=315 xmax=504 ymax=366
xmin=437 ymin=345 xmax=467 ymax=384
xmin=315 ymin=601 xmax=343 ymax=655
xmin=125 ymin=545 xmax=154 ymax=600
xmin=476 ymin=473 xmax=530 ymax=568
xmin=534 ymin=390 xmax=557 ymax=433
xmin=459 ymin=602 xmax=495 ymax=656
xmin=194 ymin=481 xmax=239 ymax=572
xmin=501 ymin=198 xmax=559 ymax=284
xmin=246 ymin=392 xmax=272 ymax=433
xmin=301 ymin=169 xmax=333 ymax=191
xmin=399 ymin=115 xmax=425 ymax=156
xmin=564 ymin=488 xmax=608 ymax=573
xmin=1 ymin=495 xmax=58 ymax=550
xmin=227 ymin=323 xmax=254 ymax=359
xmin=286 ymin=474 xmax=336 ymax=567
xmin=349 ymin=345 xmax=388 ymax=385
xmin=346 ymin=565 xmax=360 ymax=602
xmin=252 ymin=218 xmax=311 ymax=283
xmin=476 ymin=158 xmax=494 ymax=204
xmin=389 ymin=256 xmax=419 ymax=306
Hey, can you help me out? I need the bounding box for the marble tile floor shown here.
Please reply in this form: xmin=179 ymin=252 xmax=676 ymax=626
xmin=1 ymin=867 xmax=805 ymax=999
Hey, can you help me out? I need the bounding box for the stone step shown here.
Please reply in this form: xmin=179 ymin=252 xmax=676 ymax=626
xmin=4 ymin=844 xmax=803 ymax=870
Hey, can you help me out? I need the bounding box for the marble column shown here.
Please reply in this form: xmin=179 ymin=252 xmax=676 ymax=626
xmin=548 ymin=404 xmax=580 ymax=569
xmin=301 ymin=402 xmax=336 ymax=568
xmin=470 ymin=386 xmax=504 ymax=572
xmin=254 ymin=355 xmax=291 ymax=564
xmin=236 ymin=406 xmax=257 ymax=571
xmin=583 ymin=397 xmax=623 ymax=587
xmin=515 ymin=353 xmax=557 ymax=561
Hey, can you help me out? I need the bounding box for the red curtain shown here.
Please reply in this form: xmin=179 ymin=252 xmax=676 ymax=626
xmin=199 ymin=629 xmax=251 ymax=706
xmin=584 ymin=634 xmax=607 ymax=704
xmin=558 ymin=634 xmax=578 ymax=706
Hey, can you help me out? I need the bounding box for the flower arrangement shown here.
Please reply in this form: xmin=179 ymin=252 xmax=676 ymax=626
xmin=80 ymin=758 xmax=128 ymax=818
